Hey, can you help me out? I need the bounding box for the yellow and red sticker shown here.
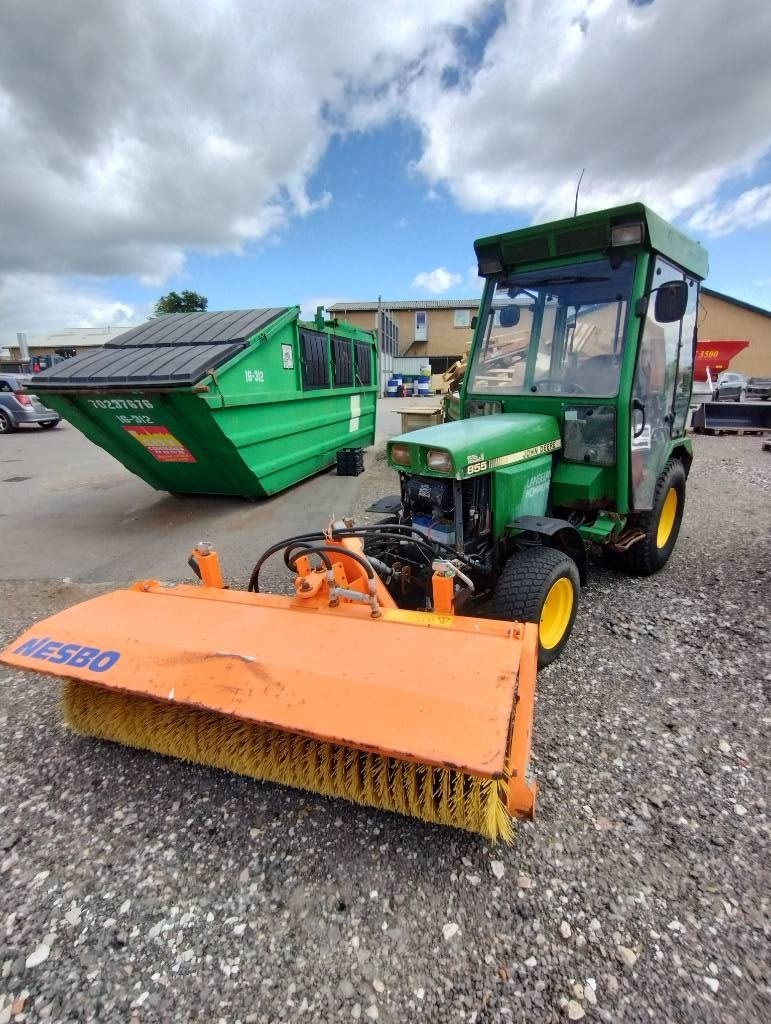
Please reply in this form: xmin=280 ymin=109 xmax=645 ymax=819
xmin=123 ymin=425 xmax=196 ymax=463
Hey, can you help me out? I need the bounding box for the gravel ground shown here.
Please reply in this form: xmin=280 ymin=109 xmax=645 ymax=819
xmin=1 ymin=435 xmax=769 ymax=1023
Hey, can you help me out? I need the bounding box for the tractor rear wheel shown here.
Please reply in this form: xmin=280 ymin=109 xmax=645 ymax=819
xmin=490 ymin=546 xmax=580 ymax=668
xmin=613 ymin=458 xmax=686 ymax=576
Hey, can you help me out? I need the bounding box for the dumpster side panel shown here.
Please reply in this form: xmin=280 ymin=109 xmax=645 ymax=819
xmin=206 ymin=317 xmax=378 ymax=495
xmin=210 ymin=392 xmax=377 ymax=495
xmin=36 ymin=391 xmax=265 ymax=495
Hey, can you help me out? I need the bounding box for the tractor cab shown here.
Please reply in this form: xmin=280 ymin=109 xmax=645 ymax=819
xmin=380 ymin=204 xmax=707 ymax=666
xmin=464 ymin=204 xmax=707 ymax=518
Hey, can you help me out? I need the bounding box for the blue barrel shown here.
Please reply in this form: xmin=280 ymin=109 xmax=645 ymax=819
xmin=418 ymin=380 xmax=430 ymax=396
xmin=386 ymin=383 xmax=398 ymax=397
xmin=392 ymin=375 xmax=402 ymax=386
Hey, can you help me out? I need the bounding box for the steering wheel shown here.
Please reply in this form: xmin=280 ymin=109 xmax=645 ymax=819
xmin=531 ymin=377 xmax=586 ymax=394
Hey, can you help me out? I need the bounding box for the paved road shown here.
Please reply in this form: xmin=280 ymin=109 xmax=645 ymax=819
xmin=0 ymin=397 xmax=438 ymax=584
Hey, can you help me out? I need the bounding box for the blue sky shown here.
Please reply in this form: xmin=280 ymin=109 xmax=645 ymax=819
xmin=1 ymin=0 xmax=769 ymax=341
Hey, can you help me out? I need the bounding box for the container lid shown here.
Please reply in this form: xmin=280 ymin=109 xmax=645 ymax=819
xmin=32 ymin=308 xmax=288 ymax=390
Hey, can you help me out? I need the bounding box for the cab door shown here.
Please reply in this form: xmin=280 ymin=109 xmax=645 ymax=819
xmin=630 ymin=257 xmax=698 ymax=509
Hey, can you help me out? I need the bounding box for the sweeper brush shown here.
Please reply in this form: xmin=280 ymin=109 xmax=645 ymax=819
xmin=0 ymin=529 xmax=539 ymax=842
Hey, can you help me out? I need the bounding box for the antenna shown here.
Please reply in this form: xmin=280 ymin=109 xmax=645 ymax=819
xmin=573 ymin=168 xmax=585 ymax=217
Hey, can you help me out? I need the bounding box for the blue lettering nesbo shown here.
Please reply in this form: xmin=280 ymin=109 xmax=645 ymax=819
xmin=13 ymin=637 xmax=120 ymax=672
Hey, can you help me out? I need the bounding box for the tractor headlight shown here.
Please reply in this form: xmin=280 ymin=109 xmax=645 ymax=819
xmin=390 ymin=443 xmax=412 ymax=467
xmin=611 ymin=221 xmax=644 ymax=247
xmin=426 ymin=449 xmax=452 ymax=473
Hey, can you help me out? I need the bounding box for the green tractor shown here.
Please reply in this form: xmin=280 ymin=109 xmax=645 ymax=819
xmin=368 ymin=203 xmax=707 ymax=666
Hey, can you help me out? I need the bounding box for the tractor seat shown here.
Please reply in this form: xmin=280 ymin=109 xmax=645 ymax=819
xmin=574 ymin=355 xmax=621 ymax=396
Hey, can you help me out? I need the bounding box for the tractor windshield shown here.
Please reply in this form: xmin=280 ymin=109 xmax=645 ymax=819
xmin=467 ymin=257 xmax=635 ymax=397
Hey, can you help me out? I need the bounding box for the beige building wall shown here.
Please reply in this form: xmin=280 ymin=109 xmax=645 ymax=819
xmin=700 ymin=292 xmax=771 ymax=377
xmin=332 ymin=306 xmax=476 ymax=358
xmin=332 ymin=309 xmax=378 ymax=335
xmin=400 ymin=308 xmax=475 ymax=358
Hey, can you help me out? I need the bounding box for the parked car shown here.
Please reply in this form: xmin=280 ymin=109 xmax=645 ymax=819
xmin=0 ymin=374 xmax=61 ymax=433
xmin=713 ymin=371 xmax=748 ymax=402
xmin=746 ymin=376 xmax=771 ymax=401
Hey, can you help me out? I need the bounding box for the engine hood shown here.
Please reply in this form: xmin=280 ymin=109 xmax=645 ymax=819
xmin=387 ymin=413 xmax=561 ymax=480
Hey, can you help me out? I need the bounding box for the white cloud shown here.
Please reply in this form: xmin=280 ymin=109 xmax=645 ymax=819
xmin=407 ymin=0 xmax=771 ymax=225
xmin=0 ymin=0 xmax=486 ymax=285
xmin=3 ymin=0 xmax=770 ymax=338
xmin=0 ymin=274 xmax=147 ymax=344
xmin=688 ymin=184 xmax=771 ymax=237
xmin=411 ymin=268 xmax=463 ymax=294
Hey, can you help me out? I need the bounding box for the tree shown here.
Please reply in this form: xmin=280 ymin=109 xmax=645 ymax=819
xmin=154 ymin=290 xmax=209 ymax=315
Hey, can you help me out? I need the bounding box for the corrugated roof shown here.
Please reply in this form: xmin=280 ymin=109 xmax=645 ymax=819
xmin=32 ymin=308 xmax=287 ymax=390
xmin=329 ymin=299 xmax=480 ymax=312
xmin=331 ymin=290 xmax=771 ymax=318
xmin=9 ymin=325 xmax=141 ymax=352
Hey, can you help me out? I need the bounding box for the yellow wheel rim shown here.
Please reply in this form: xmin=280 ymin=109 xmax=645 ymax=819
xmin=540 ymin=577 xmax=574 ymax=650
xmin=656 ymin=487 xmax=678 ymax=549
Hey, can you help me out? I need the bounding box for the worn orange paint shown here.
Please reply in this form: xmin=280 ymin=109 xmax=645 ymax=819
xmin=431 ymin=570 xmax=455 ymax=615
xmin=195 ymin=548 xmax=225 ymax=589
xmin=0 ymin=542 xmax=539 ymax=819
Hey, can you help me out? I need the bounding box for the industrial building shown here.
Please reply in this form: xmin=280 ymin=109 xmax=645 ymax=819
xmin=4 ymin=288 xmax=768 ymax=383
xmin=329 ymin=289 xmax=771 ymax=380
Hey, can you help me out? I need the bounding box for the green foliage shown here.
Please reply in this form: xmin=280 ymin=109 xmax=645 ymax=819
xmin=154 ymin=290 xmax=209 ymax=315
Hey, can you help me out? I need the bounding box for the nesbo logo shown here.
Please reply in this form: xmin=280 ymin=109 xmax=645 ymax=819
xmin=13 ymin=637 xmax=121 ymax=672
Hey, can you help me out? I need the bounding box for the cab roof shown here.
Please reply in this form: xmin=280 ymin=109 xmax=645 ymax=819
xmin=475 ymin=202 xmax=708 ymax=280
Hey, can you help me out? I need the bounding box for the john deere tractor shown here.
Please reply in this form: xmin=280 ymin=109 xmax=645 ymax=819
xmin=368 ymin=203 xmax=707 ymax=666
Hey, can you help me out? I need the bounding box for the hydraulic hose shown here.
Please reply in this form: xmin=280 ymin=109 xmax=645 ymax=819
xmin=247 ymin=521 xmax=483 ymax=594
xmin=285 ymin=544 xmax=375 ymax=581
xmin=247 ymin=532 xmax=326 ymax=592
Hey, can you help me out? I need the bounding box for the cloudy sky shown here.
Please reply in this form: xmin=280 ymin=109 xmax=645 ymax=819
xmin=1 ymin=0 xmax=769 ymax=340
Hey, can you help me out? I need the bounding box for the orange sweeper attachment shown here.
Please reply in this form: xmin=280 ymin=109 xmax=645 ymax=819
xmin=0 ymin=524 xmax=539 ymax=842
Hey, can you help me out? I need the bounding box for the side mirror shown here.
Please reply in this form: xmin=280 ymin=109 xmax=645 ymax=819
xmin=653 ymin=281 xmax=688 ymax=323
xmin=499 ymin=305 xmax=521 ymax=328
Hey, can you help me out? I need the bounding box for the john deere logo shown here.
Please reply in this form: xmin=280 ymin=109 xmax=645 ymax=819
xmin=467 ymin=453 xmax=485 ymax=465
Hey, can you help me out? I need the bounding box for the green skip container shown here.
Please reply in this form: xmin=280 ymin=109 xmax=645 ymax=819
xmin=31 ymin=307 xmax=378 ymax=497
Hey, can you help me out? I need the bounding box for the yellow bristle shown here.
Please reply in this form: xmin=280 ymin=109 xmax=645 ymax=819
xmin=62 ymin=679 xmax=514 ymax=843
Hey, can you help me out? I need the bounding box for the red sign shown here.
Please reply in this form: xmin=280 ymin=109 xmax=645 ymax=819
xmin=693 ymin=339 xmax=749 ymax=381
xmin=123 ymin=425 xmax=196 ymax=463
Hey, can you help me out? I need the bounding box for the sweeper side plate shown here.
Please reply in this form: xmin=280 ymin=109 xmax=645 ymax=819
xmin=1 ymin=584 xmax=528 ymax=780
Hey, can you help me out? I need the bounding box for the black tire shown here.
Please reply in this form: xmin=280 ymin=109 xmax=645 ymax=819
xmin=38 ymin=420 xmax=59 ymax=429
xmin=0 ymin=409 xmax=14 ymax=434
xmin=613 ymin=459 xmax=686 ymax=576
xmin=490 ymin=546 xmax=580 ymax=668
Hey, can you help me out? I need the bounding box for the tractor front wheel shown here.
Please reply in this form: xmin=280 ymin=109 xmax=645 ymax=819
xmin=490 ymin=546 xmax=580 ymax=668
xmin=614 ymin=458 xmax=686 ymax=576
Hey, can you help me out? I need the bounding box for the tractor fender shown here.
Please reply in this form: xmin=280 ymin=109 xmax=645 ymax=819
xmin=507 ymin=515 xmax=588 ymax=586
xmin=668 ymin=442 xmax=693 ymax=478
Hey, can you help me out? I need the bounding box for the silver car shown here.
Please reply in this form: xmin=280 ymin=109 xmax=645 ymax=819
xmin=0 ymin=373 xmax=61 ymax=433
